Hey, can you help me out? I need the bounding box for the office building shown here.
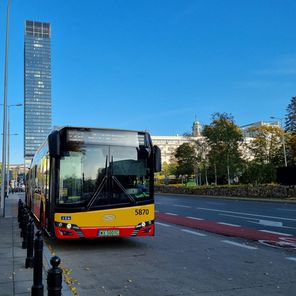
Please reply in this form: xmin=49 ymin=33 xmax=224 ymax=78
xmin=240 ymin=121 xmax=280 ymax=138
xmin=151 ymin=120 xmax=203 ymax=164
xmin=151 ymin=119 xmax=278 ymax=164
xmin=24 ymin=20 xmax=52 ymax=167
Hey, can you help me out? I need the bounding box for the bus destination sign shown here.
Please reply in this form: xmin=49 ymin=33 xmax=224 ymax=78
xmin=67 ymin=129 xmax=141 ymax=147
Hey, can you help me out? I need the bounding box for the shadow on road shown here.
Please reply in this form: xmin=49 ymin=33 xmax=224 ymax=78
xmin=45 ymin=236 xmax=149 ymax=252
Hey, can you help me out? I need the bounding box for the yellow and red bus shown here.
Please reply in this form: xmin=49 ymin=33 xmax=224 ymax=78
xmin=26 ymin=126 xmax=161 ymax=239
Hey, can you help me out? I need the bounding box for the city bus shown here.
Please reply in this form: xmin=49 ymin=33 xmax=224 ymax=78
xmin=25 ymin=126 xmax=161 ymax=239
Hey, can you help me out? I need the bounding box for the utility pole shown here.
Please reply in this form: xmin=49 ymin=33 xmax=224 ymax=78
xmin=1 ymin=0 xmax=11 ymax=217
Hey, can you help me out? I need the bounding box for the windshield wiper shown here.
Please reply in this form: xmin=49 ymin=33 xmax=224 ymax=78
xmin=110 ymin=155 xmax=136 ymax=204
xmin=86 ymin=155 xmax=108 ymax=210
xmin=112 ymin=176 xmax=136 ymax=204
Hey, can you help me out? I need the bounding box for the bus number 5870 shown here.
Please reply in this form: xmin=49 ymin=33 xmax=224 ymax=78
xmin=135 ymin=209 xmax=149 ymax=215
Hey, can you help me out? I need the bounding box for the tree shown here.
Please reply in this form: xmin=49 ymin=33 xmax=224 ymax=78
xmin=174 ymin=143 xmax=198 ymax=177
xmin=285 ymin=96 xmax=296 ymax=134
xmin=161 ymin=161 xmax=177 ymax=177
xmin=286 ymin=134 xmax=296 ymax=166
xmin=247 ymin=125 xmax=283 ymax=165
xmin=285 ymin=97 xmax=296 ymax=165
xmin=192 ymin=138 xmax=209 ymax=185
xmin=242 ymin=125 xmax=284 ymax=184
xmin=240 ymin=162 xmax=276 ymax=185
xmin=203 ymin=112 xmax=244 ymax=185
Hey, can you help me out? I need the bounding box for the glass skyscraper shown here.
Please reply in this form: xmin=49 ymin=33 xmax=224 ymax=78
xmin=24 ymin=20 xmax=52 ymax=166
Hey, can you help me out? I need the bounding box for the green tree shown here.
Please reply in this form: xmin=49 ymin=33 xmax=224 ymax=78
xmin=285 ymin=96 xmax=296 ymax=134
xmin=192 ymin=138 xmax=209 ymax=185
xmin=247 ymin=125 xmax=284 ymax=166
xmin=286 ymin=134 xmax=296 ymax=166
xmin=174 ymin=143 xmax=198 ymax=177
xmin=242 ymin=125 xmax=284 ymax=184
xmin=240 ymin=162 xmax=276 ymax=185
xmin=285 ymin=96 xmax=296 ymax=165
xmin=203 ymin=113 xmax=244 ymax=185
xmin=161 ymin=161 xmax=177 ymax=177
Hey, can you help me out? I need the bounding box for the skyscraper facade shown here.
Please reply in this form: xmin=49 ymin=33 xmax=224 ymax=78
xmin=24 ymin=20 xmax=52 ymax=166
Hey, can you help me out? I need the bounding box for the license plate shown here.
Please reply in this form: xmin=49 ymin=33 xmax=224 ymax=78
xmin=98 ymin=230 xmax=120 ymax=237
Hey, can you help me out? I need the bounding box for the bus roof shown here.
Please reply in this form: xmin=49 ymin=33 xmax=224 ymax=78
xmin=53 ymin=125 xmax=149 ymax=134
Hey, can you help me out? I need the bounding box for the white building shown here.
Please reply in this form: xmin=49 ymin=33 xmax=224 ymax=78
xmin=151 ymin=120 xmax=203 ymax=164
xmin=151 ymin=120 xmax=280 ymax=165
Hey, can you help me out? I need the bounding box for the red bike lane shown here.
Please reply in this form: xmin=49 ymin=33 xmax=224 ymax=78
xmin=156 ymin=212 xmax=296 ymax=250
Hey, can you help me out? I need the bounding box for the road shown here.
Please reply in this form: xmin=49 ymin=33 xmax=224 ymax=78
xmin=47 ymin=194 xmax=296 ymax=296
xmin=156 ymin=194 xmax=296 ymax=236
xmin=155 ymin=194 xmax=296 ymax=249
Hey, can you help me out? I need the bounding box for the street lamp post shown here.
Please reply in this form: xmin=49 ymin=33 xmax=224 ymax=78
xmin=1 ymin=0 xmax=11 ymax=217
xmin=270 ymin=116 xmax=288 ymax=167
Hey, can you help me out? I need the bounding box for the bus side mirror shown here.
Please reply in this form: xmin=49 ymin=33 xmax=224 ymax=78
xmin=153 ymin=145 xmax=161 ymax=172
xmin=48 ymin=130 xmax=60 ymax=157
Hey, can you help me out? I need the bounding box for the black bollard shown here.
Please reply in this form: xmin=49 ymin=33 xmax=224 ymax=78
xmin=25 ymin=219 xmax=34 ymax=268
xmin=47 ymin=256 xmax=63 ymax=296
xmin=20 ymin=208 xmax=29 ymax=237
xmin=18 ymin=203 xmax=24 ymax=229
xmin=17 ymin=199 xmax=23 ymax=223
xmin=31 ymin=231 xmax=44 ymax=296
xmin=22 ymin=212 xmax=29 ymax=248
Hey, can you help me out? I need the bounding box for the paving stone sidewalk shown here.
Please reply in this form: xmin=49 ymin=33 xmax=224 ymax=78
xmin=0 ymin=193 xmax=72 ymax=296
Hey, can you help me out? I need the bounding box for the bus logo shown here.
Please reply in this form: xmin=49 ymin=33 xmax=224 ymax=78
xmin=103 ymin=214 xmax=116 ymax=221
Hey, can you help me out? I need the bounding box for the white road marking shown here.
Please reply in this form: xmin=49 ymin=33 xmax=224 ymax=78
xmin=286 ymin=257 xmax=296 ymax=262
xmin=220 ymin=213 xmax=257 ymax=221
xmin=186 ymin=216 xmax=204 ymax=220
xmin=217 ymin=222 xmax=240 ymax=227
xmin=197 ymin=207 xmax=296 ymax=222
xmin=165 ymin=212 xmax=178 ymax=216
xmin=259 ymin=230 xmax=293 ymax=236
xmin=173 ymin=204 xmax=191 ymax=208
xmin=258 ymin=220 xmax=283 ymax=227
xmin=248 ymin=220 xmax=296 ymax=230
xmin=221 ymin=240 xmax=258 ymax=250
xmin=277 ymin=208 xmax=296 ymax=212
xmin=181 ymin=229 xmax=207 ymax=237
xmin=155 ymin=222 xmax=171 ymax=227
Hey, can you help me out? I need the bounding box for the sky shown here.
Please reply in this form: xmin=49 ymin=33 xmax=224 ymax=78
xmin=0 ymin=0 xmax=296 ymax=164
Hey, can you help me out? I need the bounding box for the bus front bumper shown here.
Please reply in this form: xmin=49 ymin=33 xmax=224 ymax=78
xmin=54 ymin=221 xmax=155 ymax=239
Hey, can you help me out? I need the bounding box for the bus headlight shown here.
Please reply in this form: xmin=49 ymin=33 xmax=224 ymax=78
xmin=141 ymin=222 xmax=146 ymax=227
xmin=66 ymin=223 xmax=72 ymax=229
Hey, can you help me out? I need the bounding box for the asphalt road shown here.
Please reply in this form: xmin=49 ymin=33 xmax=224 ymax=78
xmin=47 ymin=195 xmax=296 ymax=296
xmin=155 ymin=194 xmax=296 ymax=237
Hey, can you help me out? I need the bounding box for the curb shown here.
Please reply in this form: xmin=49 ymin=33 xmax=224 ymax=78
xmin=43 ymin=239 xmax=73 ymax=296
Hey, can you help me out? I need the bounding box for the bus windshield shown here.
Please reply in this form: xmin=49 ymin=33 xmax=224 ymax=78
xmin=58 ymin=145 xmax=151 ymax=208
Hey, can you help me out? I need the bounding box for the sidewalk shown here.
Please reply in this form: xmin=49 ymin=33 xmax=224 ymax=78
xmin=0 ymin=193 xmax=72 ymax=296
